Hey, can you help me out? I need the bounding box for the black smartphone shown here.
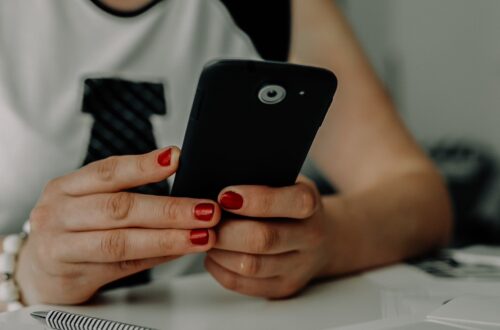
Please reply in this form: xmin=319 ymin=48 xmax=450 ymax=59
xmin=171 ymin=60 xmax=337 ymax=200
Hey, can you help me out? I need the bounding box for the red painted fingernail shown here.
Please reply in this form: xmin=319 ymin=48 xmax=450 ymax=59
xmin=194 ymin=203 xmax=214 ymax=221
xmin=219 ymin=191 xmax=243 ymax=210
xmin=157 ymin=148 xmax=172 ymax=167
xmin=190 ymin=229 xmax=209 ymax=245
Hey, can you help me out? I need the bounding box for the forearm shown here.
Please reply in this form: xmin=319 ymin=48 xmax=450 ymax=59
xmin=291 ymin=0 xmax=431 ymax=191
xmin=320 ymin=169 xmax=452 ymax=276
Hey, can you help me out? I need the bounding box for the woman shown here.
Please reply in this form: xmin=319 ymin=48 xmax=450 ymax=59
xmin=0 ymin=0 xmax=451 ymax=308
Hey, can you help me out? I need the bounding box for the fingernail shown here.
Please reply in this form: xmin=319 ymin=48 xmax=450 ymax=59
xmin=194 ymin=203 xmax=214 ymax=221
xmin=157 ymin=148 xmax=172 ymax=167
xmin=190 ymin=229 xmax=209 ymax=245
xmin=219 ymin=191 xmax=243 ymax=210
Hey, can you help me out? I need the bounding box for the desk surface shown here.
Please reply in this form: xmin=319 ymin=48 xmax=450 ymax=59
xmin=2 ymin=264 xmax=499 ymax=330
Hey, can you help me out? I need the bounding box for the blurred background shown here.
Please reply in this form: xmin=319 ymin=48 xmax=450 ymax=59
xmin=339 ymin=0 xmax=500 ymax=244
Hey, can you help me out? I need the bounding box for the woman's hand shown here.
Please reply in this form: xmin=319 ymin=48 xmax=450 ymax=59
xmin=205 ymin=176 xmax=334 ymax=299
xmin=16 ymin=147 xmax=220 ymax=305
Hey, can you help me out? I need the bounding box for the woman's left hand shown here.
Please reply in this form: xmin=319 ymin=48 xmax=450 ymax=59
xmin=205 ymin=176 xmax=334 ymax=298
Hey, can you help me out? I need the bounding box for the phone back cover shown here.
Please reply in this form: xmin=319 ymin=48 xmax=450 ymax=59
xmin=171 ymin=60 xmax=337 ymax=200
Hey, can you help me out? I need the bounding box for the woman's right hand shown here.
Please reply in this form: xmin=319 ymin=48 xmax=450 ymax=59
xmin=16 ymin=147 xmax=220 ymax=305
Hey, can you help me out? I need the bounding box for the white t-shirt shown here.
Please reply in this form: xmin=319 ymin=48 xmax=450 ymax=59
xmin=0 ymin=0 xmax=260 ymax=235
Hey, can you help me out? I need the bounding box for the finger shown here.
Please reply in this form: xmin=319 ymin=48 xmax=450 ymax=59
xmin=61 ymin=193 xmax=220 ymax=231
xmin=54 ymin=147 xmax=179 ymax=196
xmin=205 ymin=257 xmax=299 ymax=299
xmin=55 ymin=228 xmax=215 ymax=262
xmin=218 ymin=181 xmax=319 ymax=219
xmin=98 ymin=256 xmax=177 ymax=285
xmin=215 ymin=219 xmax=306 ymax=254
xmin=207 ymin=249 xmax=299 ymax=278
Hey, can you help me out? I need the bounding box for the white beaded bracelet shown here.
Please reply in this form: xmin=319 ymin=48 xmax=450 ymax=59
xmin=0 ymin=221 xmax=30 ymax=311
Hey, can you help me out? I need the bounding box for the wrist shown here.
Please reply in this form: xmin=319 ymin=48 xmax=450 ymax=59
xmin=316 ymin=195 xmax=351 ymax=277
xmin=318 ymin=195 xmax=384 ymax=277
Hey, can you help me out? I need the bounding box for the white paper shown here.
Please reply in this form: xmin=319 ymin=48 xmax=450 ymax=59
xmin=0 ymin=323 xmax=41 ymax=330
xmin=0 ymin=306 xmax=46 ymax=330
xmin=427 ymin=296 xmax=500 ymax=327
xmin=322 ymin=316 xmax=480 ymax=330
xmin=381 ymin=289 xmax=450 ymax=319
xmin=451 ymin=246 xmax=500 ymax=267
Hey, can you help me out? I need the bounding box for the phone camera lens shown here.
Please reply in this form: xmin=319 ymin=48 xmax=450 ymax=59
xmin=258 ymin=85 xmax=286 ymax=105
xmin=267 ymin=90 xmax=278 ymax=98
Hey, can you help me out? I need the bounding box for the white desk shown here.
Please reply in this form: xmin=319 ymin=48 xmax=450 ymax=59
xmin=2 ymin=264 xmax=500 ymax=330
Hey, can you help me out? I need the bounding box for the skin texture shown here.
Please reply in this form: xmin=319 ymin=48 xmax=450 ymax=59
xmin=0 ymin=0 xmax=452 ymax=306
xmin=16 ymin=148 xmax=220 ymax=305
xmin=203 ymin=0 xmax=452 ymax=297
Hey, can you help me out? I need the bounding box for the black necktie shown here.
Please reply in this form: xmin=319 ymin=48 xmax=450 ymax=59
xmin=81 ymin=78 xmax=169 ymax=289
xmin=82 ymin=78 xmax=169 ymax=196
